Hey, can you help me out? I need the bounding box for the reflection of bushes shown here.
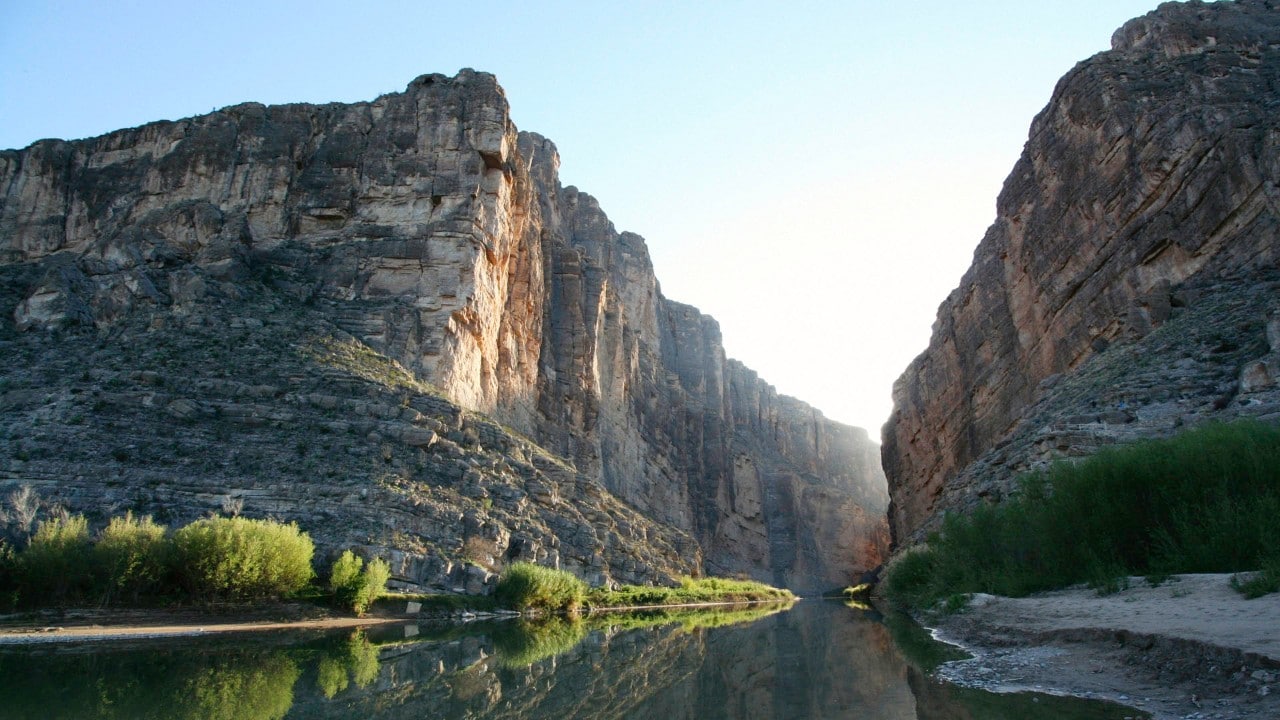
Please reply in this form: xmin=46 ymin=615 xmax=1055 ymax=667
xmin=590 ymin=603 xmax=790 ymax=634
xmin=0 ymin=647 xmax=300 ymax=720
xmin=493 ymin=617 xmax=588 ymax=668
xmin=177 ymin=653 xmax=299 ymax=720
xmin=314 ymin=629 xmax=381 ymax=698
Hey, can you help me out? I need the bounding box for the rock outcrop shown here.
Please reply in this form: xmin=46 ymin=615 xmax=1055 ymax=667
xmin=883 ymin=0 xmax=1280 ymax=546
xmin=0 ymin=70 xmax=887 ymax=590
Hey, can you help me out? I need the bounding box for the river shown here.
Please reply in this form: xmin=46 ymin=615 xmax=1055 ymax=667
xmin=0 ymin=600 xmax=1145 ymax=718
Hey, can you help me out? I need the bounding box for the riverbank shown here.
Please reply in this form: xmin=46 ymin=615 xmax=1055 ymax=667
xmin=926 ymin=574 xmax=1280 ymax=720
xmin=0 ymin=604 xmax=405 ymax=644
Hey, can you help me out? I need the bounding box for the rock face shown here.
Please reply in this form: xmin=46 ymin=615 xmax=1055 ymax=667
xmin=883 ymin=0 xmax=1280 ymax=546
xmin=0 ymin=70 xmax=887 ymax=590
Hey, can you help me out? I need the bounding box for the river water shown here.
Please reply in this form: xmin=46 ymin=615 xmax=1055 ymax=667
xmin=0 ymin=600 xmax=1145 ymax=719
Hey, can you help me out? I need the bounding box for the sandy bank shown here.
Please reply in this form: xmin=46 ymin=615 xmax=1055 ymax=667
xmin=0 ymin=606 xmax=406 ymax=645
xmin=928 ymin=574 xmax=1280 ymax=720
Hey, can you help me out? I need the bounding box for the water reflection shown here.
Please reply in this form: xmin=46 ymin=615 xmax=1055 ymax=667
xmin=0 ymin=601 xmax=1147 ymax=719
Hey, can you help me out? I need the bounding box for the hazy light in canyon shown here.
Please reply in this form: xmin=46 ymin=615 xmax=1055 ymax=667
xmin=0 ymin=0 xmax=1164 ymax=435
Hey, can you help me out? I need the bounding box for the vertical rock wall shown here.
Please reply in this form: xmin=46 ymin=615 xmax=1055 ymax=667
xmin=1 ymin=70 xmax=887 ymax=589
xmin=882 ymin=0 xmax=1280 ymax=546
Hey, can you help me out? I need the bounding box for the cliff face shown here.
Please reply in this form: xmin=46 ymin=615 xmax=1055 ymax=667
xmin=883 ymin=0 xmax=1280 ymax=546
xmin=0 ymin=70 xmax=886 ymax=589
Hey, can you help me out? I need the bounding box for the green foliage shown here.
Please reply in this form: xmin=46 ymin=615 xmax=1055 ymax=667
xmin=172 ymin=516 xmax=314 ymax=601
xmin=328 ymin=551 xmax=391 ymax=615
xmin=884 ymin=421 xmax=1280 ymax=609
xmin=315 ymin=630 xmax=380 ymax=697
xmin=1231 ymin=547 xmax=1280 ymax=599
xmin=94 ymin=512 xmax=168 ymax=604
xmin=587 ymin=575 xmax=794 ymax=608
xmin=494 ymin=562 xmax=587 ymax=612
xmin=0 ymin=540 xmax=16 ymax=610
xmin=492 ymin=617 xmax=588 ymax=667
xmin=0 ymin=647 xmax=301 ymax=720
xmin=20 ymin=513 xmax=92 ymax=604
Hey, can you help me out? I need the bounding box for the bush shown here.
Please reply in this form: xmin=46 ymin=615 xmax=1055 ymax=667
xmin=172 ymin=516 xmax=314 ymax=601
xmin=884 ymin=420 xmax=1280 ymax=609
xmin=94 ymin=512 xmax=168 ymax=604
xmin=20 ymin=513 xmax=92 ymax=605
xmin=495 ymin=562 xmax=586 ymax=613
xmin=328 ymin=550 xmax=391 ymax=615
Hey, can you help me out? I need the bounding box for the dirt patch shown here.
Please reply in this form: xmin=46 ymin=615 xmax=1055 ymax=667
xmin=927 ymin=574 xmax=1280 ymax=720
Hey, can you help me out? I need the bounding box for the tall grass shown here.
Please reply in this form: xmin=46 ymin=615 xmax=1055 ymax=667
xmin=494 ymin=562 xmax=587 ymax=612
xmin=588 ymin=576 xmax=794 ymax=608
xmin=884 ymin=421 xmax=1280 ymax=609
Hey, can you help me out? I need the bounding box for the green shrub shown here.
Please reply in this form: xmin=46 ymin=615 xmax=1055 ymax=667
xmin=94 ymin=512 xmax=168 ymax=604
xmin=20 ymin=513 xmax=92 ymax=605
xmin=883 ymin=420 xmax=1280 ymax=609
xmin=328 ymin=550 xmax=391 ymax=615
xmin=172 ymin=516 xmax=314 ymax=601
xmin=495 ymin=562 xmax=586 ymax=613
xmin=0 ymin=541 xmax=17 ymax=610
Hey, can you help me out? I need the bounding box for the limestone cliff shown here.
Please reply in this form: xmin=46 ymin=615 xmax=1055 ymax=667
xmin=0 ymin=70 xmax=886 ymax=590
xmin=883 ymin=0 xmax=1280 ymax=546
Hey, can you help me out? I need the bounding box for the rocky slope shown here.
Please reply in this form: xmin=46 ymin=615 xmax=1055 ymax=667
xmin=883 ymin=0 xmax=1280 ymax=546
xmin=0 ymin=70 xmax=887 ymax=590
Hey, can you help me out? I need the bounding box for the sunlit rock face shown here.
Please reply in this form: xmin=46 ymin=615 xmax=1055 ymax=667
xmin=0 ymin=70 xmax=887 ymax=589
xmin=882 ymin=0 xmax=1280 ymax=547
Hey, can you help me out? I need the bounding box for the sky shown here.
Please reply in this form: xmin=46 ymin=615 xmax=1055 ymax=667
xmin=0 ymin=0 xmax=1168 ymax=436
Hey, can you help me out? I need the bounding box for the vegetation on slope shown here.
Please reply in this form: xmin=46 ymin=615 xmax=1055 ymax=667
xmin=492 ymin=561 xmax=794 ymax=614
xmin=0 ymin=500 xmax=388 ymax=612
xmin=883 ymin=420 xmax=1280 ymax=609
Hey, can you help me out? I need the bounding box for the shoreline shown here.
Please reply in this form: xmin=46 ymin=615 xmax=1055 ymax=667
xmin=0 ymin=595 xmax=796 ymax=646
xmin=0 ymin=613 xmax=407 ymax=645
xmin=922 ymin=574 xmax=1280 ymax=720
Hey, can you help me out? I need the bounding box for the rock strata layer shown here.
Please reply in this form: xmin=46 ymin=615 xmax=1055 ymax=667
xmin=883 ymin=0 xmax=1280 ymax=546
xmin=0 ymin=70 xmax=887 ymax=590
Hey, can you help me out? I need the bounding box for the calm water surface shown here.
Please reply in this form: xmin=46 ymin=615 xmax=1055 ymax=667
xmin=0 ymin=600 xmax=1146 ymax=719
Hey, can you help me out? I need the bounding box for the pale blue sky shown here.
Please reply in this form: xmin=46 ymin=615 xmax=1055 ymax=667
xmin=1 ymin=0 xmax=1167 ymax=434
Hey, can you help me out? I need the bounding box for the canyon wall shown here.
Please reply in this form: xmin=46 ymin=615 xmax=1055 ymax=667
xmin=883 ymin=0 xmax=1280 ymax=546
xmin=0 ymin=70 xmax=886 ymax=589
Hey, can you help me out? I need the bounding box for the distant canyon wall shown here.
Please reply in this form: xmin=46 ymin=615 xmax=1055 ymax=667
xmin=883 ymin=0 xmax=1280 ymax=546
xmin=0 ymin=70 xmax=886 ymax=589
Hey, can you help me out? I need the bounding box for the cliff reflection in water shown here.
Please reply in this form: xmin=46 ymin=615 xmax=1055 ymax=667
xmin=0 ymin=601 xmax=1146 ymax=719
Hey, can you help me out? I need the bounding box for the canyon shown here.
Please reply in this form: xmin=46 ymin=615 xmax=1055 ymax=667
xmin=883 ymin=0 xmax=1280 ymax=547
xmin=0 ymin=70 xmax=887 ymax=592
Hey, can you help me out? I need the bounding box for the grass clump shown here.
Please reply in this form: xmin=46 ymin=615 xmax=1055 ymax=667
xmin=328 ymin=550 xmax=391 ymax=615
xmin=884 ymin=420 xmax=1280 ymax=610
xmin=495 ymin=562 xmax=587 ymax=613
xmin=588 ymin=575 xmax=794 ymax=608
